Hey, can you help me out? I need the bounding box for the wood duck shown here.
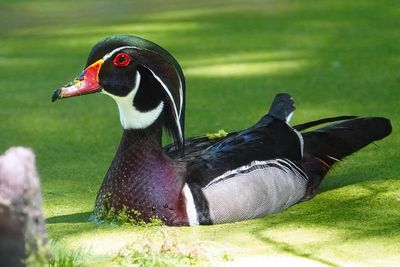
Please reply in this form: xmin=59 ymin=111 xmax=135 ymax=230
xmin=52 ymin=35 xmax=392 ymax=226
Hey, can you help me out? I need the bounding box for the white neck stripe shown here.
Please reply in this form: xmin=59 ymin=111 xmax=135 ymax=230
xmin=148 ymin=68 xmax=183 ymax=142
xmin=178 ymin=78 xmax=183 ymax=117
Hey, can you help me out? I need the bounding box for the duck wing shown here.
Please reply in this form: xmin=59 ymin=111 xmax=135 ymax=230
xmin=185 ymin=119 xmax=303 ymax=186
xmin=164 ymin=115 xmax=359 ymax=161
xmin=164 ymin=93 xmax=296 ymax=159
xmin=177 ymin=93 xmax=304 ymax=186
xmin=164 ymin=134 xmax=234 ymax=162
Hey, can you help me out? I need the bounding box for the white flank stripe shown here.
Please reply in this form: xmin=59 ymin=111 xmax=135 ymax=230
xmin=182 ymin=184 xmax=199 ymax=226
xmin=205 ymin=160 xmax=278 ymax=189
xmin=205 ymin=159 xmax=309 ymax=189
xmin=276 ymin=159 xmax=308 ymax=180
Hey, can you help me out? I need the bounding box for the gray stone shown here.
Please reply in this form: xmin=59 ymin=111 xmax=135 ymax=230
xmin=0 ymin=147 xmax=48 ymax=266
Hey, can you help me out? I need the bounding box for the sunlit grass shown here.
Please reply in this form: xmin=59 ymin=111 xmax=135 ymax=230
xmin=1 ymin=0 xmax=399 ymax=266
xmin=185 ymin=60 xmax=310 ymax=77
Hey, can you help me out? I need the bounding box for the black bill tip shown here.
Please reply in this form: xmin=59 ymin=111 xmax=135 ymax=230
xmin=51 ymin=89 xmax=61 ymax=102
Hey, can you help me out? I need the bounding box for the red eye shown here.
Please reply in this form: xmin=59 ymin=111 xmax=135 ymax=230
xmin=113 ymin=53 xmax=131 ymax=67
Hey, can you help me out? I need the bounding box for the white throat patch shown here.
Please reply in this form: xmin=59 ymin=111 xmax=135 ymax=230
xmin=102 ymin=71 xmax=164 ymax=129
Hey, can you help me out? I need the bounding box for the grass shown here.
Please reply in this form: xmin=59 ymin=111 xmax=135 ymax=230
xmin=1 ymin=0 xmax=399 ymax=265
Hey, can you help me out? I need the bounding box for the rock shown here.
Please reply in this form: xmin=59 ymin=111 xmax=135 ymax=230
xmin=0 ymin=147 xmax=48 ymax=267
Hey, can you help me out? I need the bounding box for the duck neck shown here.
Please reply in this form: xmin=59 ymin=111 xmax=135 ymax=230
xmin=120 ymin=120 xmax=163 ymax=151
xmin=94 ymin=119 xmax=188 ymax=225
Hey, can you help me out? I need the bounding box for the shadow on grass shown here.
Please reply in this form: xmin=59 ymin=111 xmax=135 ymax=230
xmin=253 ymin=234 xmax=340 ymax=267
xmin=47 ymin=212 xmax=92 ymax=224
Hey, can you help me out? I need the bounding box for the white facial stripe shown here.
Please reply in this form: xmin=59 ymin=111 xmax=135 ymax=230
xmin=178 ymin=78 xmax=183 ymax=117
xmin=182 ymin=184 xmax=199 ymax=226
xmin=103 ymin=46 xmax=137 ymax=61
xmin=102 ymin=71 xmax=164 ymax=129
xmin=148 ymin=68 xmax=183 ymax=142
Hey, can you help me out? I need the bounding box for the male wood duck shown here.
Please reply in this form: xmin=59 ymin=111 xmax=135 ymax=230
xmin=52 ymin=35 xmax=392 ymax=226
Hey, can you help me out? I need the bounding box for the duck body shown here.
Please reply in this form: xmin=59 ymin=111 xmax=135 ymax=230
xmin=95 ymin=110 xmax=310 ymax=226
xmin=52 ymin=35 xmax=392 ymax=226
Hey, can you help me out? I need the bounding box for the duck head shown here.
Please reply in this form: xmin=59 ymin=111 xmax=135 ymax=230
xmin=52 ymin=35 xmax=186 ymax=151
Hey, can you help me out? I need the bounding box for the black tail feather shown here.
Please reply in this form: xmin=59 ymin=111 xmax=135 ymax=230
xmin=299 ymin=117 xmax=392 ymax=200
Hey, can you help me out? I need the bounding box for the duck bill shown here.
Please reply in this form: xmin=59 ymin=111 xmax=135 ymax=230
xmin=52 ymin=59 xmax=104 ymax=102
